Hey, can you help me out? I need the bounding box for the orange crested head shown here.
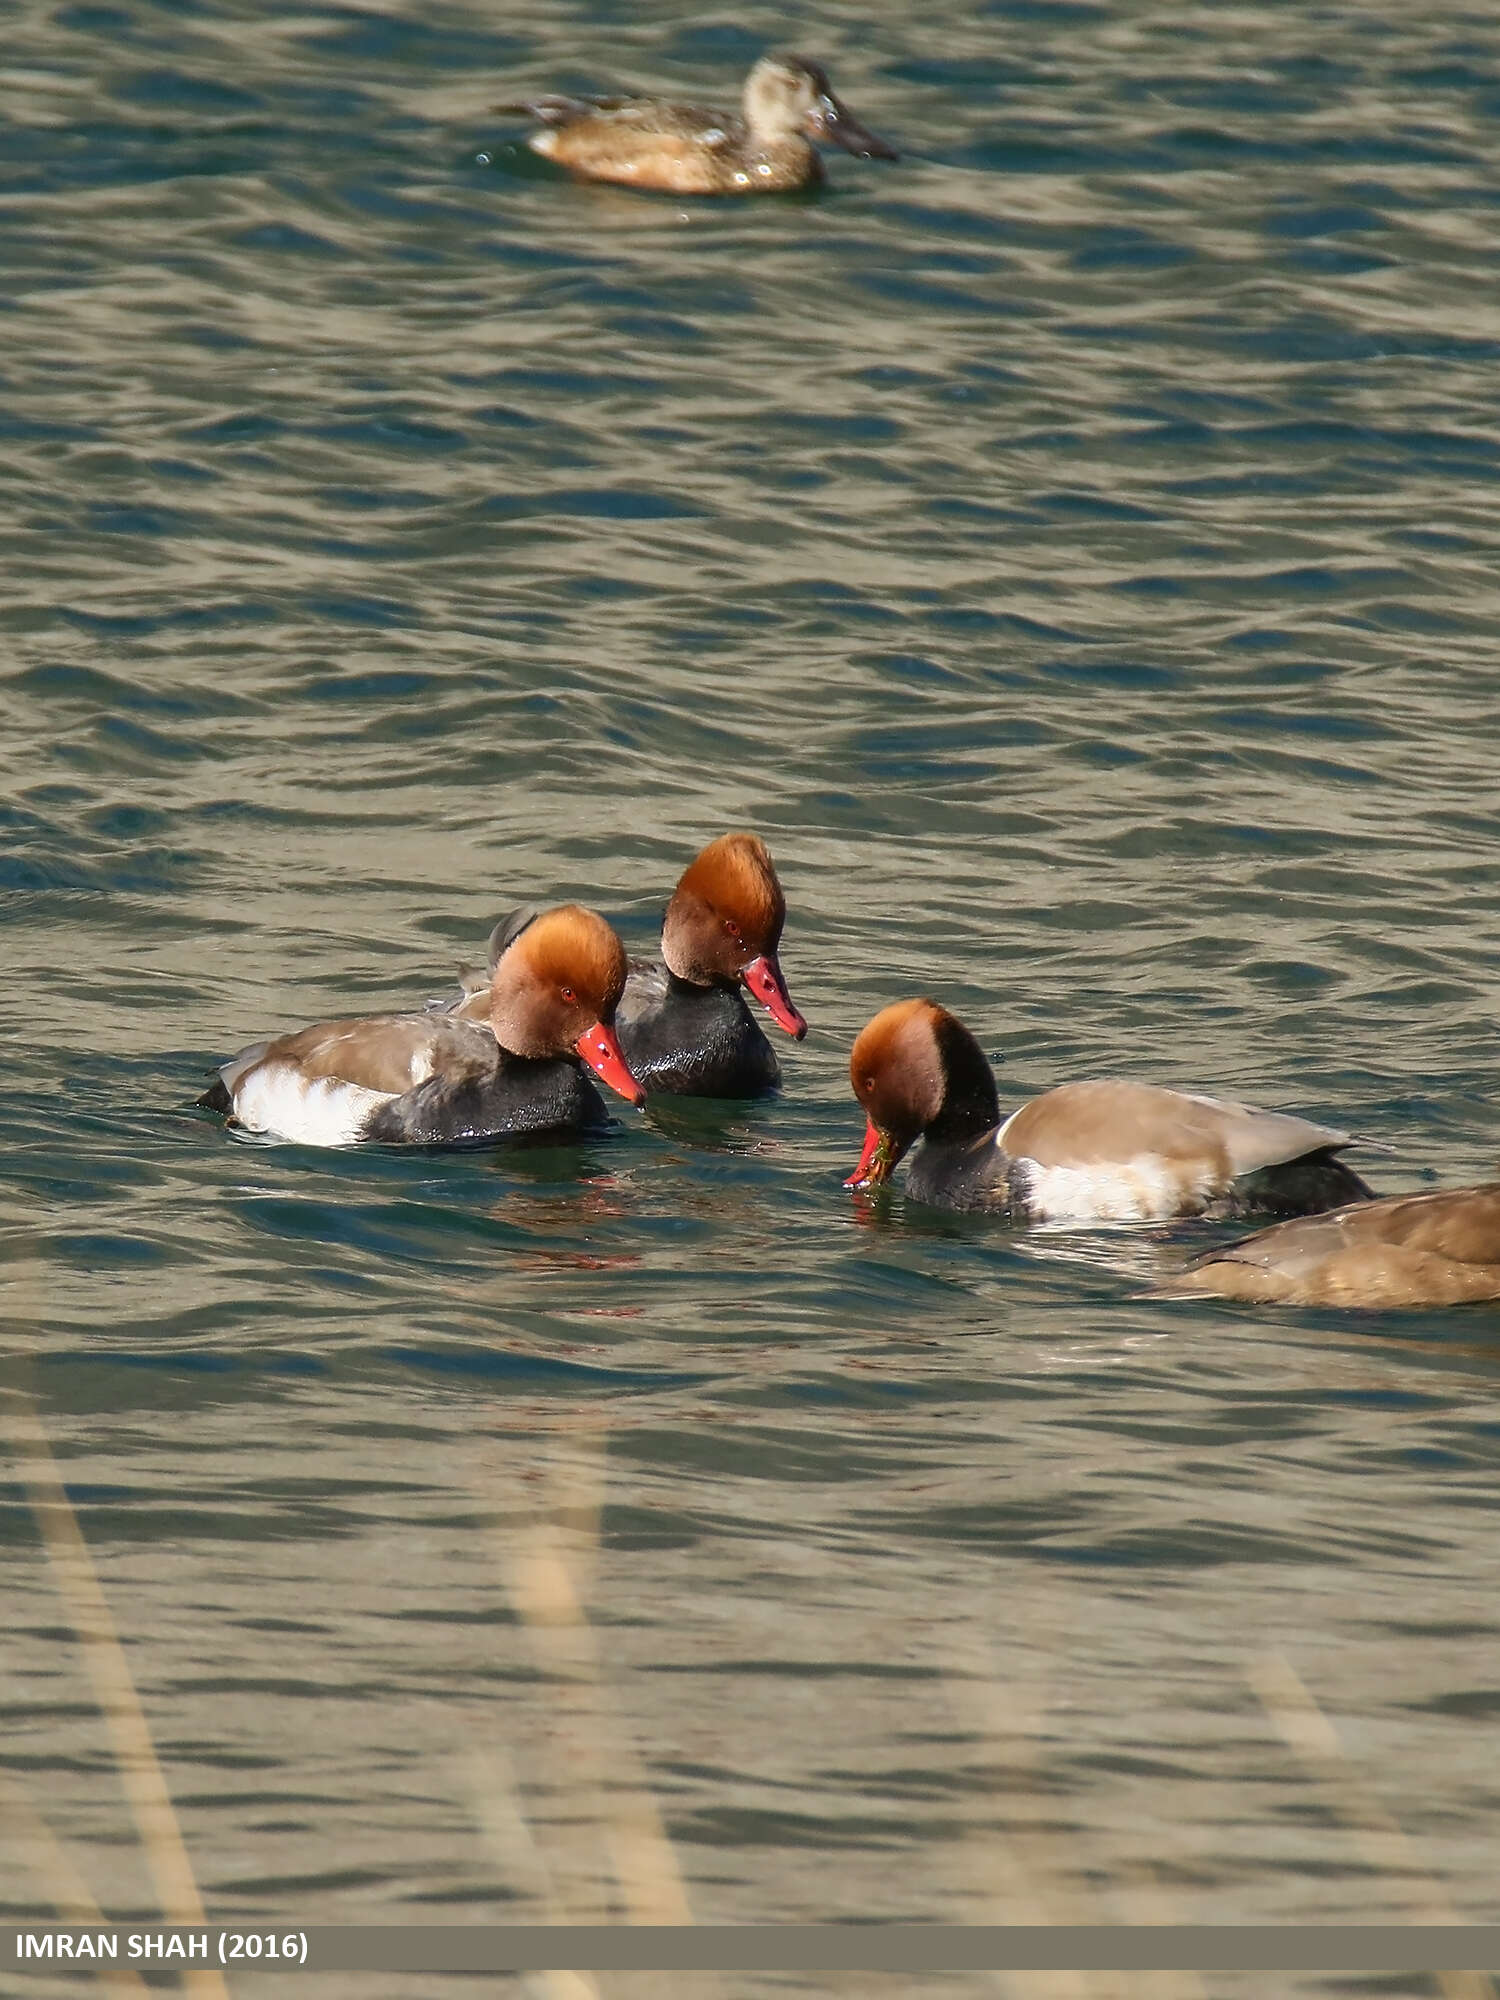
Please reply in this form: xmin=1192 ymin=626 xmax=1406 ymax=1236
xmin=490 ymin=904 xmax=642 ymax=1105
xmin=660 ymin=832 xmax=806 ymax=1038
xmin=845 ymin=997 xmax=1000 ymax=1188
xmin=849 ymin=999 xmax=948 ymax=1147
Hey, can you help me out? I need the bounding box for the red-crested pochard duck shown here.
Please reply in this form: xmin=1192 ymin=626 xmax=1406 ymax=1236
xmin=448 ymin=835 xmax=807 ymax=1098
xmin=1158 ymin=1183 xmax=1500 ymax=1308
xmin=498 ymin=53 xmax=898 ymax=197
xmin=198 ymin=905 xmax=643 ymax=1147
xmin=845 ymin=998 xmax=1375 ymax=1223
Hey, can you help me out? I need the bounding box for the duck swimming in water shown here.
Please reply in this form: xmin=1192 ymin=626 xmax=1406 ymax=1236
xmin=845 ymin=998 xmax=1375 ymax=1223
xmin=448 ymin=836 xmax=807 ymax=1098
xmin=197 ymin=904 xmax=643 ymax=1147
xmin=617 ymin=833 xmax=807 ymax=1095
xmin=1157 ymin=1182 xmax=1500 ymax=1309
xmin=498 ymin=51 xmax=898 ymax=196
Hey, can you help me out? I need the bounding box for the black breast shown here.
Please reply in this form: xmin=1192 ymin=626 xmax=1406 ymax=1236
xmin=616 ymin=964 xmax=780 ymax=1098
xmin=362 ymin=1051 xmax=610 ymax=1147
xmin=904 ymin=1133 xmax=1017 ymax=1215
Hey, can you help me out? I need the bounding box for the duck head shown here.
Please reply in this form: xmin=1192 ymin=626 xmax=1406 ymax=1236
xmin=744 ymin=53 xmax=899 ymax=161
xmin=846 ymin=998 xmax=999 ymax=1186
xmin=660 ymin=832 xmax=808 ymax=1039
xmin=489 ymin=904 xmax=644 ymax=1105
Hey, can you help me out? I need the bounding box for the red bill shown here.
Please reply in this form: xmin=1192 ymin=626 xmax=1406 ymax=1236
xmin=844 ymin=1116 xmax=898 ymax=1189
xmin=575 ymin=1023 xmax=646 ymax=1106
xmin=742 ymin=953 xmax=808 ymax=1040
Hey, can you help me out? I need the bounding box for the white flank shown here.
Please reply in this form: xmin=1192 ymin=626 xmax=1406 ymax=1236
xmin=231 ymin=1065 xmax=396 ymax=1147
xmin=1018 ymin=1154 xmax=1213 ymax=1224
xmin=529 ymin=130 xmax=557 ymax=157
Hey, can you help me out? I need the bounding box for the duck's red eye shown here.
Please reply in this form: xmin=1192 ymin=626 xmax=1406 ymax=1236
xmin=724 ymin=918 xmax=741 ymax=939
xmin=561 ymin=986 xmax=577 ymax=1005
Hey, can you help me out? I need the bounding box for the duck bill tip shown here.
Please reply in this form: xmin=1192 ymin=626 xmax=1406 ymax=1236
xmin=844 ymin=1116 xmax=894 ymax=1189
xmin=575 ymin=1022 xmax=646 ymax=1107
xmin=742 ymin=953 xmax=808 ymax=1040
xmin=816 ymin=93 xmax=899 ymax=160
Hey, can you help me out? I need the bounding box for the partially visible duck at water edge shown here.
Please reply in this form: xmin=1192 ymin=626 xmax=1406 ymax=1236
xmin=497 ymin=51 xmax=898 ymax=196
xmin=1157 ymin=1183 xmax=1500 ymax=1309
xmin=448 ymin=836 xmax=807 ymax=1099
xmin=197 ymin=905 xmax=643 ymax=1147
xmin=845 ymin=998 xmax=1376 ymax=1223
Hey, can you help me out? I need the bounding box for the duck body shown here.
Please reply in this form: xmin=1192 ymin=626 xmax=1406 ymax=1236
xmin=614 ymin=962 xmax=781 ymax=1097
xmin=499 ymin=52 xmax=897 ymax=196
xmin=1158 ymin=1183 xmax=1500 ymax=1309
xmin=199 ymin=904 xmax=642 ymax=1148
xmin=363 ymin=1044 xmax=609 ymax=1146
xmin=199 ymin=1015 xmax=608 ymax=1149
xmin=847 ymin=1000 xmax=1375 ymax=1224
xmin=902 ymin=1078 xmax=1371 ymax=1223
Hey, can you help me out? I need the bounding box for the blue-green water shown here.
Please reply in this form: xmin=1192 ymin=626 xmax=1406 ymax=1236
xmin=5 ymin=2 xmax=1500 ymax=1991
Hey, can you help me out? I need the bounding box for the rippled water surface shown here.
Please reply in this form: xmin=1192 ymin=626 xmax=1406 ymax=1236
xmin=6 ymin=0 xmax=1500 ymax=1990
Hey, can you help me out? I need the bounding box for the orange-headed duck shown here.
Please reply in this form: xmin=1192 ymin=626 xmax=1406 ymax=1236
xmin=448 ymin=836 xmax=807 ymax=1098
xmin=846 ymin=998 xmax=1375 ymax=1223
xmin=498 ymin=52 xmax=897 ymax=197
xmin=198 ymin=905 xmax=643 ymax=1147
xmin=1158 ymin=1183 xmax=1500 ymax=1308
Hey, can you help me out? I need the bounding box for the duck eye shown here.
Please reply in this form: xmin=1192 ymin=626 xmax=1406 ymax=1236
xmin=560 ymin=986 xmax=577 ymax=1005
xmin=723 ymin=918 xmax=741 ymax=939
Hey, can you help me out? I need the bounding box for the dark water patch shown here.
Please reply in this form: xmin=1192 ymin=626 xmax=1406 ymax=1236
xmin=118 ymin=68 xmax=261 ymax=115
xmin=181 ymin=410 xmax=285 ymax=445
xmin=294 ymin=591 xmax=420 ymax=627
xmin=382 ymin=1342 xmax=697 ymax=1395
xmin=234 ymin=221 xmax=348 ymax=258
xmin=1071 ymin=232 xmax=1197 ymax=273
xmin=316 ymin=410 xmax=468 ymax=453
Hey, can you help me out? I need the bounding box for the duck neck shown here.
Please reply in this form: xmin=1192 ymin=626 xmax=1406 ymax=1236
xmin=927 ymin=1015 xmax=1001 ymax=1146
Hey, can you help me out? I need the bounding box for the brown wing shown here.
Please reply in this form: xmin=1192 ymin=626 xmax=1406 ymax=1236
xmin=1322 ymin=1182 xmax=1500 ymax=1257
xmin=447 ymin=986 xmax=492 ymax=1026
xmin=1163 ymin=1183 xmax=1500 ymax=1308
xmin=225 ymin=1013 xmax=497 ymax=1096
xmin=522 ymin=94 xmax=746 ymax=194
xmin=1001 ymin=1079 xmax=1349 ymax=1176
xmin=543 ymin=94 xmax=733 ymax=140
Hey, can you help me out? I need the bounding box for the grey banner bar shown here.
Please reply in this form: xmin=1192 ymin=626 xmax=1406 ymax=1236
xmin=6 ymin=1927 xmax=1500 ymax=1975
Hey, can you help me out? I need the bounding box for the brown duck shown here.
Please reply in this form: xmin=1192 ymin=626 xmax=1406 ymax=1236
xmin=499 ymin=52 xmax=898 ymax=196
xmin=1158 ymin=1183 xmax=1500 ymax=1308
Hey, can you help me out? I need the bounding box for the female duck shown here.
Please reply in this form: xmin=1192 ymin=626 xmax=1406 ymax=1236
xmin=449 ymin=836 xmax=807 ymax=1098
xmin=499 ymin=52 xmax=898 ymax=196
xmin=846 ymin=998 xmax=1374 ymax=1223
xmin=198 ymin=905 xmax=643 ymax=1147
xmin=1158 ymin=1183 xmax=1500 ymax=1309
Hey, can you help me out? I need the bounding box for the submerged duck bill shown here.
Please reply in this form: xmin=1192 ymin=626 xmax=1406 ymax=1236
xmin=845 ymin=1117 xmax=898 ymax=1189
xmin=814 ymin=93 xmax=899 ymax=160
xmin=575 ymin=1023 xmax=646 ymax=1106
xmin=742 ymin=952 xmax=808 ymax=1039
